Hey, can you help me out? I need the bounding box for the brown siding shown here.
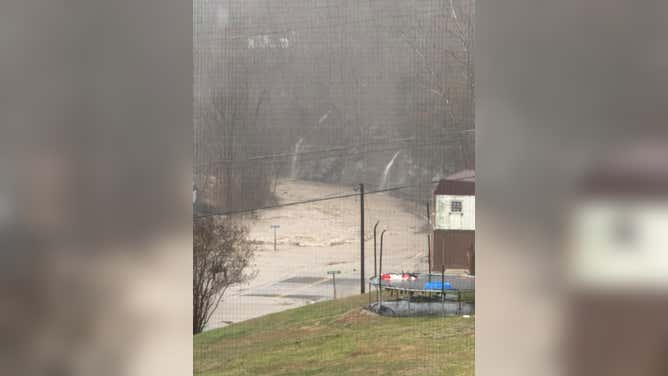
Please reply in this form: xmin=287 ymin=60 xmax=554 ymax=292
xmin=434 ymin=180 xmax=475 ymax=196
xmin=568 ymin=294 xmax=668 ymax=376
xmin=434 ymin=170 xmax=475 ymax=195
xmin=432 ymin=230 xmax=475 ymax=270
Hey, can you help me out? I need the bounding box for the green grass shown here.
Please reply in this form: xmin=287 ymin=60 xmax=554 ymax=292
xmin=194 ymin=294 xmax=474 ymax=376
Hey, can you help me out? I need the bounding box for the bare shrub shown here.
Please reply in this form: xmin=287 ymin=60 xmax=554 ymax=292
xmin=193 ymin=216 xmax=256 ymax=334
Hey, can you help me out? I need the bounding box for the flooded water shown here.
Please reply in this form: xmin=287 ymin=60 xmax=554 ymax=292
xmin=207 ymin=179 xmax=430 ymax=330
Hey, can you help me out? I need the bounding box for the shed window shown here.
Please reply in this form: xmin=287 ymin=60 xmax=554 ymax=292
xmin=450 ymin=200 xmax=463 ymax=213
xmin=611 ymin=216 xmax=635 ymax=247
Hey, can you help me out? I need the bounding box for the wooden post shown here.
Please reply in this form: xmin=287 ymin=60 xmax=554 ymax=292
xmin=328 ymin=270 xmax=341 ymax=299
xmin=427 ymin=234 xmax=432 ymax=273
xmin=441 ymin=264 xmax=446 ymax=302
xmin=378 ymin=229 xmax=386 ymax=309
xmin=427 ymin=202 xmax=432 ymax=274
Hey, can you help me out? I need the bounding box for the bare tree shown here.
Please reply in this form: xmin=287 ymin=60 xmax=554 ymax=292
xmin=193 ymin=216 xmax=256 ymax=334
xmin=390 ymin=0 xmax=475 ymax=170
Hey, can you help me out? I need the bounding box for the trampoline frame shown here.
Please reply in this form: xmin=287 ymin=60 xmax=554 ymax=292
xmin=367 ymin=271 xmax=475 ymax=316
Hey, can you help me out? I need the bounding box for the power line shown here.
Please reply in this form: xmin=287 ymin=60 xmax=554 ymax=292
xmin=200 ymin=8 xmax=449 ymax=41
xmin=195 ymin=180 xmax=439 ymax=217
xmin=194 ymin=141 xmax=460 ymax=172
xmin=194 ymin=130 xmax=473 ymax=171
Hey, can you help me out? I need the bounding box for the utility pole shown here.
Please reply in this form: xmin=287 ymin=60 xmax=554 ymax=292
xmin=359 ymin=183 xmax=365 ymax=294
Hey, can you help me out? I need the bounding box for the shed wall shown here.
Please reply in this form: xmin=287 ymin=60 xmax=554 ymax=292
xmin=432 ymin=230 xmax=475 ymax=270
xmin=434 ymin=194 xmax=475 ymax=230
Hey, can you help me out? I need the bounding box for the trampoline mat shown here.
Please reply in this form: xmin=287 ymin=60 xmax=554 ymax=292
xmin=369 ymin=272 xmax=475 ymax=291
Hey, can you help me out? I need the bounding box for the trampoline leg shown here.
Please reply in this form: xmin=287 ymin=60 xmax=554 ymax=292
xmin=441 ymin=265 xmax=445 ymax=303
xmin=368 ymin=282 xmax=371 ymax=307
xmin=378 ymin=285 xmax=382 ymax=313
xmin=441 ymin=298 xmax=445 ymax=317
xmin=457 ymin=291 xmax=462 ymax=314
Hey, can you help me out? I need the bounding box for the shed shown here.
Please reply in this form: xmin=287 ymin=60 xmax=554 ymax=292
xmin=566 ymin=142 xmax=668 ymax=376
xmin=432 ymin=170 xmax=475 ymax=272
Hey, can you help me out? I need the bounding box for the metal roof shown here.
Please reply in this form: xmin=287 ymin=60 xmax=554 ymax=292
xmin=579 ymin=142 xmax=668 ymax=196
xmin=435 ymin=170 xmax=475 ymax=195
xmin=444 ymin=169 xmax=475 ymax=182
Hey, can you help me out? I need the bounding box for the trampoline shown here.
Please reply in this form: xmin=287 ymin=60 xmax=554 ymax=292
xmin=369 ymin=272 xmax=475 ymax=292
xmin=367 ymin=272 xmax=475 ymax=317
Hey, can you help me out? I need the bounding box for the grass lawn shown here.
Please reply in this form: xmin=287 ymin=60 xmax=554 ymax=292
xmin=194 ymin=293 xmax=474 ymax=376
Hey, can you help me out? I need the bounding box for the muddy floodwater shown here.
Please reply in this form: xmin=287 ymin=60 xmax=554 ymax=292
xmin=207 ymin=179 xmax=431 ymax=330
